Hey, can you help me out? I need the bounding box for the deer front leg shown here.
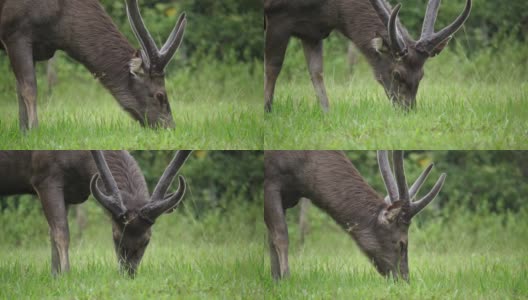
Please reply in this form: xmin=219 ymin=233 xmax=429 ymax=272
xmin=264 ymin=22 xmax=290 ymax=113
xmin=5 ymin=36 xmax=38 ymax=131
xmin=36 ymin=185 xmax=70 ymax=275
xmin=302 ymin=39 xmax=330 ymax=112
xmin=264 ymin=187 xmax=290 ymax=279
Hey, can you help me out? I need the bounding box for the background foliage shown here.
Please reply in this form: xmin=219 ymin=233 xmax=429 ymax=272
xmin=0 ymin=151 xmax=263 ymax=246
xmin=100 ymin=0 xmax=262 ymax=64
xmin=395 ymin=0 xmax=526 ymax=49
xmin=1 ymin=150 xmax=526 ymax=246
xmin=0 ymin=0 xmax=263 ymax=149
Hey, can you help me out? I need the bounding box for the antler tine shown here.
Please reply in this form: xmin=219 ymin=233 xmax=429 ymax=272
xmin=388 ymin=4 xmax=407 ymax=56
xmin=90 ymin=151 xmax=126 ymax=218
xmin=417 ymin=0 xmax=472 ymax=55
xmin=159 ymin=13 xmax=187 ymax=69
xmin=377 ymin=151 xmax=398 ymax=203
xmin=126 ymin=0 xmax=160 ymax=68
xmin=140 ymin=151 xmax=191 ymax=222
xmin=369 ymin=0 xmax=407 ymax=56
xmin=410 ymin=173 xmax=447 ymax=218
xmin=151 ymin=150 xmax=192 ymax=202
xmin=409 ymin=163 xmax=434 ymax=199
xmin=141 ymin=175 xmax=186 ymax=223
xmin=421 ymin=0 xmax=441 ymax=38
xmin=392 ymin=151 xmax=409 ymax=202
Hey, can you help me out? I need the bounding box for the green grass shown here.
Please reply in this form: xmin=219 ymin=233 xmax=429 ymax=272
xmin=0 ymin=200 xmax=267 ymax=299
xmin=0 ymin=56 xmax=263 ymax=149
xmin=0 ymin=243 xmax=264 ymax=299
xmin=1 ymin=198 xmax=526 ymax=299
xmin=261 ymin=206 xmax=528 ymax=299
xmin=264 ymin=38 xmax=528 ymax=149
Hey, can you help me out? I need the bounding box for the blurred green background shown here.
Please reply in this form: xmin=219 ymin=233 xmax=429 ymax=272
xmin=267 ymin=151 xmax=528 ymax=299
xmin=0 ymin=151 xmax=266 ymax=299
xmin=1 ymin=150 xmax=526 ymax=246
xmin=264 ymin=0 xmax=528 ymax=149
xmin=0 ymin=0 xmax=263 ymax=149
xmin=1 ymin=150 xmax=527 ymax=298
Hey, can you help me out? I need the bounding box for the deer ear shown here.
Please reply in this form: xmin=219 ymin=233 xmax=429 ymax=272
xmin=129 ymin=50 xmax=144 ymax=76
xmin=429 ymin=36 xmax=452 ymax=57
xmin=378 ymin=201 xmax=403 ymax=224
xmin=371 ymin=37 xmax=390 ymax=55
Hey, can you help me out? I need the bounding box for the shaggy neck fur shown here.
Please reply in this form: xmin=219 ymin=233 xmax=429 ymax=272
xmin=59 ymin=1 xmax=137 ymax=108
xmin=306 ymin=151 xmax=386 ymax=232
xmin=99 ymin=151 xmax=150 ymax=212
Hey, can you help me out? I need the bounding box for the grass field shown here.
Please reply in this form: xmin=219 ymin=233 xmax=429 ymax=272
xmin=1 ymin=199 xmax=526 ymax=299
xmin=0 ymin=55 xmax=263 ymax=150
xmin=0 ymin=200 xmax=267 ymax=299
xmin=264 ymin=38 xmax=528 ymax=149
xmin=262 ymin=206 xmax=528 ymax=299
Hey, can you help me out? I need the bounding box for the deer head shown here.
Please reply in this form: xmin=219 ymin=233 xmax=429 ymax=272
xmin=368 ymin=0 xmax=471 ymax=109
xmin=357 ymin=151 xmax=446 ymax=281
xmin=124 ymin=0 xmax=186 ymax=128
xmin=89 ymin=150 xmax=191 ymax=277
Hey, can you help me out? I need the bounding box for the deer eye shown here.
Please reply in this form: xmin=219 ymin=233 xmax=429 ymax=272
xmin=155 ymin=92 xmax=166 ymax=104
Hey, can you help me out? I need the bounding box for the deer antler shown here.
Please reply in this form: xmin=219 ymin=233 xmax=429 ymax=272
xmin=378 ymin=150 xmax=399 ymax=204
xmin=90 ymin=151 xmax=127 ymax=219
xmin=126 ymin=0 xmax=187 ymax=72
xmin=369 ymin=0 xmax=471 ymax=57
xmin=392 ymin=150 xmax=409 ymax=203
xmin=409 ymin=173 xmax=446 ymax=218
xmin=416 ymin=0 xmax=472 ymax=56
xmin=377 ymin=151 xmax=447 ymax=219
xmin=369 ymin=0 xmax=407 ymax=56
xmin=140 ymin=150 xmax=192 ymax=222
xmin=387 ymin=4 xmax=407 ymax=56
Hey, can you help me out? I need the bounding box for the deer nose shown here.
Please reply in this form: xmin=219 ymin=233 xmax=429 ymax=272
xmin=148 ymin=116 xmax=175 ymax=129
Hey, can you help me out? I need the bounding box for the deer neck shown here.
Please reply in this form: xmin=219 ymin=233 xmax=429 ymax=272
xmin=308 ymin=164 xmax=385 ymax=232
xmin=59 ymin=2 xmax=136 ymax=103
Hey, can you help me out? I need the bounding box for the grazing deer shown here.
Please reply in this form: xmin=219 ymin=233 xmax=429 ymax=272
xmin=0 ymin=150 xmax=191 ymax=277
xmin=0 ymin=0 xmax=186 ymax=130
xmin=264 ymin=150 xmax=446 ymax=280
xmin=264 ymin=0 xmax=471 ymax=112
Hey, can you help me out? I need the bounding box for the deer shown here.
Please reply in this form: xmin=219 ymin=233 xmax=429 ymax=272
xmin=0 ymin=0 xmax=186 ymax=131
xmin=264 ymin=0 xmax=472 ymax=112
xmin=264 ymin=150 xmax=446 ymax=281
xmin=0 ymin=150 xmax=191 ymax=277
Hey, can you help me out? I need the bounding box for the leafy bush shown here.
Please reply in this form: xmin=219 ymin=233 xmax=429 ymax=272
xmin=343 ymin=151 xmax=528 ymax=214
